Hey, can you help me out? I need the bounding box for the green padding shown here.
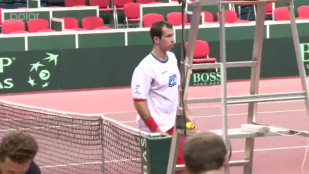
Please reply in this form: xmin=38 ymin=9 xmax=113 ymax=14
xmin=78 ymin=33 xmax=125 ymax=48
xmin=51 ymin=20 xmax=63 ymax=31
xmin=3 ymin=12 xmax=50 ymax=25
xmin=175 ymin=28 xmax=215 ymax=43
xmin=127 ymin=31 xmax=152 ymax=46
xmin=226 ymin=26 xmax=259 ymax=40
xmin=269 ymin=23 xmax=309 ymax=38
xmin=0 ymin=36 xmax=307 ymax=94
xmin=142 ymin=6 xmax=181 ymax=20
xmin=28 ymin=35 xmax=76 ymax=50
xmin=0 ymin=50 xmax=61 ymax=93
xmin=60 ymin=45 xmax=153 ymax=89
xmin=0 ymin=38 xmax=25 ymax=52
xmin=175 ymin=26 xmax=258 ymax=42
xmin=52 ymin=10 xmax=97 ymax=27
xmin=141 ymin=135 xmax=172 ymax=174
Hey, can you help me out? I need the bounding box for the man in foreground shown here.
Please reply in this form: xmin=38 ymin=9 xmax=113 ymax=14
xmin=184 ymin=132 xmax=230 ymax=174
xmin=0 ymin=131 xmax=41 ymax=174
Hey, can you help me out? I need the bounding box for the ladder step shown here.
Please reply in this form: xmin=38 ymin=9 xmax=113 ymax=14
xmin=186 ymin=91 xmax=307 ymax=104
xmin=190 ymin=61 xmax=257 ymax=70
xmin=176 ymin=160 xmax=250 ymax=170
xmin=229 ymin=160 xmax=250 ymax=167
xmin=210 ymin=125 xmax=309 ymax=139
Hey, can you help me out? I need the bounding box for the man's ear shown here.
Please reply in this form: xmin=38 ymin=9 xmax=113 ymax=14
xmin=224 ymin=154 xmax=230 ymax=166
xmin=153 ymin=36 xmax=159 ymax=44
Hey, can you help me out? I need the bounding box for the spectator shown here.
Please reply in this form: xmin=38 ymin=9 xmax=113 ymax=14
xmin=184 ymin=132 xmax=230 ymax=174
xmin=0 ymin=131 xmax=41 ymax=174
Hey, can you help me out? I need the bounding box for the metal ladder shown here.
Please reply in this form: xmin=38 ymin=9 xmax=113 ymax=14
xmin=167 ymin=0 xmax=309 ymax=173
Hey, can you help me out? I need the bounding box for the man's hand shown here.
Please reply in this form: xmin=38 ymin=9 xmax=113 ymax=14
xmin=185 ymin=106 xmax=198 ymax=130
xmin=155 ymin=127 xmax=168 ymax=135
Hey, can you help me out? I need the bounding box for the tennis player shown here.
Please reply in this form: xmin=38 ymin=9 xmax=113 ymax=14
xmin=184 ymin=132 xmax=230 ymax=174
xmin=0 ymin=131 xmax=41 ymax=174
xmin=131 ymin=21 xmax=194 ymax=167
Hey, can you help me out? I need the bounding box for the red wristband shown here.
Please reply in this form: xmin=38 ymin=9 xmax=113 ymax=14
xmin=145 ymin=117 xmax=158 ymax=132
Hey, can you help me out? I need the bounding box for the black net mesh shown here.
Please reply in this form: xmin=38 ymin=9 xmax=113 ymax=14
xmin=101 ymin=119 xmax=142 ymax=174
xmin=0 ymin=101 xmax=142 ymax=174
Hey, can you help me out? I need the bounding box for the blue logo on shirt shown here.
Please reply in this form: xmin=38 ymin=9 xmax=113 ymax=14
xmin=169 ymin=74 xmax=177 ymax=87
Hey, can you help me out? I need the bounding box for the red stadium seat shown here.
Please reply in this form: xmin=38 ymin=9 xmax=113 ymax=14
xmin=113 ymin=0 xmax=134 ymax=28
xmin=2 ymin=20 xmax=26 ymax=34
xmin=124 ymin=2 xmax=140 ymax=28
xmin=274 ymin=7 xmax=290 ymax=21
xmin=217 ymin=10 xmax=249 ymax=23
xmin=298 ymin=5 xmax=309 ymax=19
xmin=27 ymin=18 xmax=50 ymax=33
xmin=203 ymin=10 xmax=214 ymax=22
xmin=136 ymin=0 xmax=158 ymax=4
xmin=265 ymin=3 xmax=275 ymax=20
xmin=89 ymin=0 xmax=114 ymax=13
xmin=167 ymin=12 xmax=190 ymax=26
xmin=113 ymin=0 xmax=133 ymax=11
xmin=82 ymin=16 xmax=111 ymax=30
xmin=185 ymin=40 xmax=217 ymax=64
xmin=143 ymin=13 xmax=164 ymax=27
xmin=62 ymin=17 xmax=81 ymax=30
xmin=65 ymin=0 xmax=86 ymax=7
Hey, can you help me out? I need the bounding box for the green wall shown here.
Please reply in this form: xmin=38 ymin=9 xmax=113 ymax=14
xmin=0 ymin=36 xmax=308 ymax=94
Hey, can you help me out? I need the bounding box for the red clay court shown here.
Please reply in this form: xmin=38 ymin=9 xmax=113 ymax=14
xmin=0 ymin=76 xmax=309 ymax=174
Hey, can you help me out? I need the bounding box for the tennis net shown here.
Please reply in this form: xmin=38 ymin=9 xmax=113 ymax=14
xmin=0 ymin=100 xmax=143 ymax=174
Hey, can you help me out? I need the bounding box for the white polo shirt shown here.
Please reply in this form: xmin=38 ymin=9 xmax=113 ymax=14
xmin=131 ymin=51 xmax=180 ymax=132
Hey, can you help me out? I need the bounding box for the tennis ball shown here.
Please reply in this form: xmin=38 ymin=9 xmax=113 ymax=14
xmin=186 ymin=122 xmax=195 ymax=130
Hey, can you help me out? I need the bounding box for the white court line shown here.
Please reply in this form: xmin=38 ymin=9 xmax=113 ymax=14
xmin=119 ymin=109 xmax=306 ymax=123
xmin=40 ymin=158 xmax=140 ymax=168
xmin=103 ymin=100 xmax=305 ymax=115
xmin=233 ymin=145 xmax=309 ymax=154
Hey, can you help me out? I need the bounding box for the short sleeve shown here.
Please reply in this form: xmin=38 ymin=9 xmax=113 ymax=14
xmin=131 ymin=67 xmax=152 ymax=100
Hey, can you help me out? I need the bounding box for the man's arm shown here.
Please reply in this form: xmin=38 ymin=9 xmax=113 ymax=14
xmin=133 ymin=100 xmax=166 ymax=134
xmin=178 ymin=89 xmax=193 ymax=121
xmin=178 ymin=89 xmax=197 ymax=130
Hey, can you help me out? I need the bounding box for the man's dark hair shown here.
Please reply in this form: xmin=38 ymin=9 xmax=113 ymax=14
xmin=150 ymin=21 xmax=173 ymax=43
xmin=184 ymin=132 xmax=227 ymax=174
xmin=0 ymin=131 xmax=39 ymax=163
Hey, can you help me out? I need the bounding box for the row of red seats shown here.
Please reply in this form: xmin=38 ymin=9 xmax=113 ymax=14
xmin=2 ymin=4 xmax=309 ymax=33
xmin=66 ymin=0 xmax=159 ymax=9
xmin=142 ymin=10 xmax=250 ymax=28
xmin=143 ymin=5 xmax=309 ymax=28
xmin=274 ymin=5 xmax=309 ymax=21
xmin=2 ymin=18 xmax=54 ymax=34
xmin=2 ymin=16 xmax=111 ymax=34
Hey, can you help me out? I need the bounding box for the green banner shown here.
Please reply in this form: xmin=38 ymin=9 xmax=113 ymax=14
xmin=140 ymin=135 xmax=172 ymax=174
xmin=0 ymin=37 xmax=307 ymax=94
xmin=190 ymin=71 xmax=221 ymax=86
xmin=4 ymin=11 xmax=50 ymax=23
xmin=0 ymin=51 xmax=61 ymax=93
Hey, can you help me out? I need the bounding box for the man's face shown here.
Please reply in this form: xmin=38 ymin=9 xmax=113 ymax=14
xmin=155 ymin=26 xmax=175 ymax=52
xmin=0 ymin=158 xmax=31 ymax=174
